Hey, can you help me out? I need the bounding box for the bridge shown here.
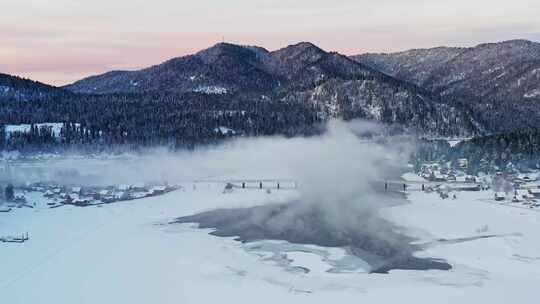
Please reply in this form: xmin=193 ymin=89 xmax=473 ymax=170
xmin=193 ymin=178 xmax=298 ymax=190
xmin=383 ymin=179 xmax=485 ymax=192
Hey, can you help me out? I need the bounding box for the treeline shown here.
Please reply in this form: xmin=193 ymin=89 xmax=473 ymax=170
xmin=0 ymin=91 xmax=324 ymax=151
xmin=413 ymin=128 xmax=540 ymax=173
xmin=452 ymin=128 xmax=540 ymax=172
xmin=0 ymin=73 xmax=69 ymax=102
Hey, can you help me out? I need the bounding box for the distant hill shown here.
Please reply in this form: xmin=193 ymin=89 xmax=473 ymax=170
xmin=353 ymin=40 xmax=540 ymax=102
xmin=0 ymin=73 xmax=70 ymax=102
xmin=4 ymin=39 xmax=540 ymax=150
xmin=353 ymin=39 xmax=540 ymax=133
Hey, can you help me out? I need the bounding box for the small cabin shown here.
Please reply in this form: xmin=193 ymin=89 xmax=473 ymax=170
xmin=150 ymin=186 xmax=167 ymax=196
xmin=114 ymin=191 xmax=130 ymax=200
xmin=71 ymin=187 xmax=82 ymax=195
xmin=514 ymin=189 xmax=532 ymax=201
xmin=429 ymin=172 xmax=446 ymax=182
xmin=494 ymin=192 xmax=506 ymax=201
xmin=528 ymin=188 xmax=540 ymax=198
xmin=132 ymin=183 xmax=147 ymax=192
xmin=457 ymin=158 xmax=468 ymax=169
xmin=118 ymin=185 xmax=130 ymax=191
xmin=465 ymin=175 xmax=477 ymax=183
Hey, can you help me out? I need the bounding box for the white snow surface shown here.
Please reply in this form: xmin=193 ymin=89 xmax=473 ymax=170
xmin=4 ymin=123 xmax=80 ymax=139
xmin=524 ymin=88 xmax=540 ymax=98
xmin=214 ymin=126 xmax=236 ymax=135
xmin=401 ymin=172 xmax=427 ymax=182
xmin=193 ymin=85 xmax=228 ymax=95
xmin=1 ymin=184 xmax=539 ymax=303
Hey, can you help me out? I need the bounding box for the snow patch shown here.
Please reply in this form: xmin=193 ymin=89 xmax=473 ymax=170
xmin=4 ymin=123 xmax=72 ymax=139
xmin=193 ymin=86 xmax=228 ymax=95
xmin=524 ymin=89 xmax=540 ymax=98
xmin=0 ymin=85 xmax=12 ymax=94
xmin=214 ymin=126 xmax=236 ymax=135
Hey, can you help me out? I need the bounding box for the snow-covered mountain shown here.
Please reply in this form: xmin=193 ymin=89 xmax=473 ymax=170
xmin=353 ymin=39 xmax=540 ymax=133
xmin=5 ymin=40 xmax=540 ymax=140
xmin=353 ymin=39 xmax=540 ymax=102
xmin=63 ymin=42 xmax=479 ymax=136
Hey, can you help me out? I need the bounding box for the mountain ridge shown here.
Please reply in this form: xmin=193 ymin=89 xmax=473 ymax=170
xmin=6 ymin=40 xmax=540 ymax=139
xmin=0 ymin=73 xmax=70 ymax=102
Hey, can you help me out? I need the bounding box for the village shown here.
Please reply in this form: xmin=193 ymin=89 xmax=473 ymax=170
xmin=408 ymin=158 xmax=540 ymax=209
xmin=0 ymin=178 xmax=180 ymax=243
xmin=0 ymin=181 xmax=178 ymax=212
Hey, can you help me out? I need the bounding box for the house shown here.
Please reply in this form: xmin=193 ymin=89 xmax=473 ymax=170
xmin=494 ymin=192 xmax=506 ymax=201
xmin=514 ymin=189 xmax=532 ymax=202
xmin=429 ymin=172 xmax=446 ymax=182
xmin=101 ymin=196 xmax=116 ymax=204
xmin=528 ymin=188 xmax=540 ymax=198
xmin=150 ymin=186 xmax=167 ymax=196
xmin=118 ymin=185 xmax=130 ymax=191
xmin=131 ymin=192 xmax=148 ymax=199
xmin=515 ymin=174 xmax=536 ymax=184
xmin=96 ymin=189 xmax=110 ymax=198
xmin=71 ymin=187 xmax=82 ymax=195
xmin=71 ymin=197 xmax=91 ymax=206
xmin=114 ymin=191 xmax=129 ymax=200
xmin=465 ymin=175 xmax=477 ymax=183
xmin=132 ymin=183 xmax=147 ymax=192
xmin=457 ymin=158 xmax=468 ymax=169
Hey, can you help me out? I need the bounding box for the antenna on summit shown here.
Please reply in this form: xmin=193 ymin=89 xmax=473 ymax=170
xmin=222 ymin=36 xmax=225 ymax=43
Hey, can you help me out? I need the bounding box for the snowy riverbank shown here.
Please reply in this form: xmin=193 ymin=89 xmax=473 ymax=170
xmin=0 ymin=183 xmax=538 ymax=303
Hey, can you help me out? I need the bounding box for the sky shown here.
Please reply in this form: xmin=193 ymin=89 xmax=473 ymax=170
xmin=1 ymin=0 xmax=540 ymax=86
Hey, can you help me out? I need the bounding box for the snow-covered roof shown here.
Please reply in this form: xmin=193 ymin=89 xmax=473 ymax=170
xmin=131 ymin=192 xmax=148 ymax=199
xmin=516 ymin=189 xmax=529 ymax=196
xmin=133 ymin=182 xmax=146 ymax=188
xmin=150 ymin=186 xmax=167 ymax=192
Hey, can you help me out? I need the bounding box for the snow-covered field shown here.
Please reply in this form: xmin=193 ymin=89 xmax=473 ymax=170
xmin=1 ymin=182 xmax=538 ymax=303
